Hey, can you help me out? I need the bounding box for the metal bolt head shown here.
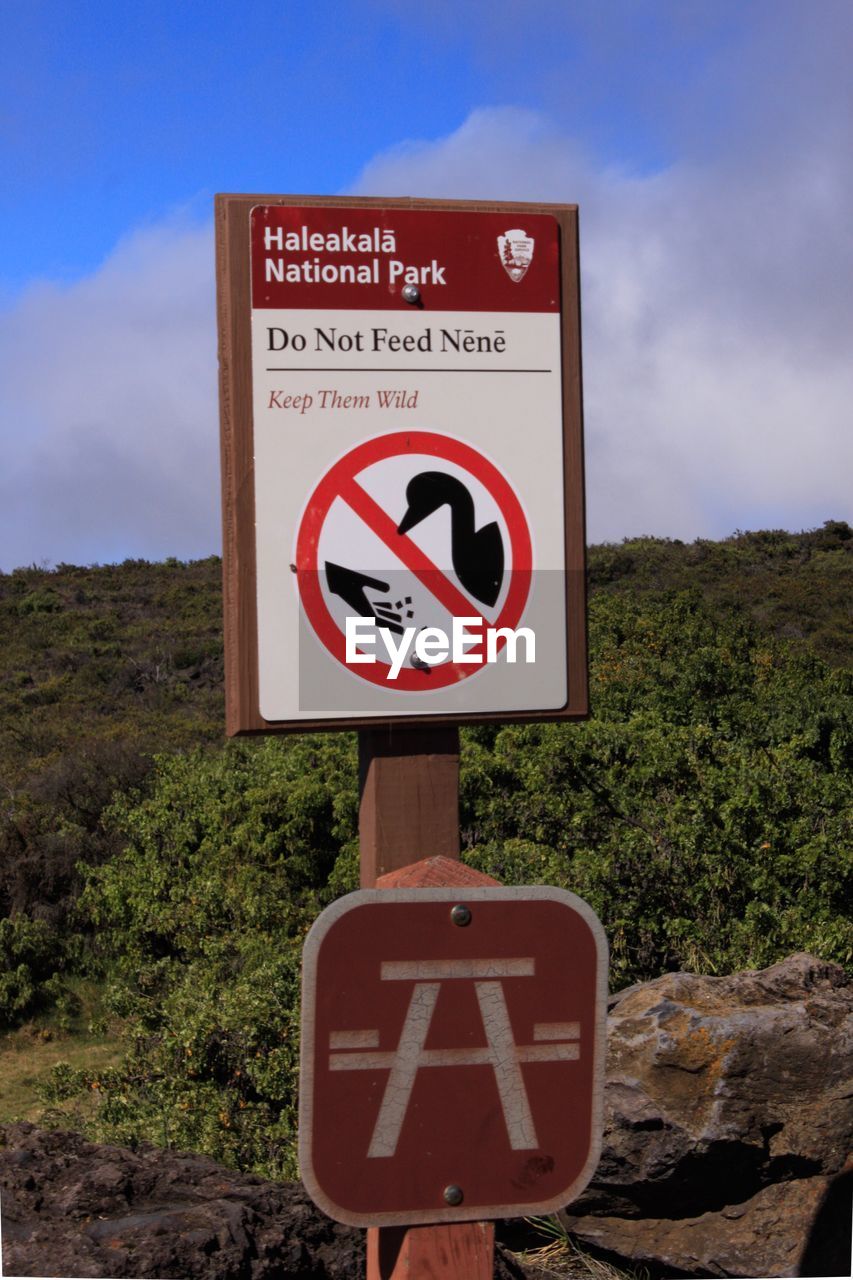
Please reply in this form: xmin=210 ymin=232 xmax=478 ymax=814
xmin=450 ymin=904 xmax=472 ymax=927
xmin=443 ymin=1183 xmax=464 ymax=1206
xmin=401 ymin=283 xmax=421 ymax=304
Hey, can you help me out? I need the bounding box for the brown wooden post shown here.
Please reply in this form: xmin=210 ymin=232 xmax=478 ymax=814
xmin=366 ymin=1221 xmax=494 ymax=1278
xmin=358 ymin=725 xmax=461 ymax=881
xmin=359 ymin=726 xmax=496 ymax=1280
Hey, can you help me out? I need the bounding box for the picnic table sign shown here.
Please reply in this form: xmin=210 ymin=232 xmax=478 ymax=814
xmin=300 ymin=885 xmax=608 ymax=1227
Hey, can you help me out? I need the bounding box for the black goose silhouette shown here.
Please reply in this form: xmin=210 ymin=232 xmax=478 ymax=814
xmin=397 ymin=472 xmax=504 ymax=607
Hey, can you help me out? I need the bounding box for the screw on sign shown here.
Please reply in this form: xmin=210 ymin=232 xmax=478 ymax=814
xmin=299 ymin=886 xmax=607 ymax=1227
xmin=295 ymin=431 xmax=532 ymax=690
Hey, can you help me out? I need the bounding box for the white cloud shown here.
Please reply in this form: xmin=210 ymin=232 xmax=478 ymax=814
xmin=351 ymin=107 xmax=853 ymax=543
xmin=0 ymin=216 xmax=218 ymax=571
xmin=2 ymin=0 xmax=851 ymax=570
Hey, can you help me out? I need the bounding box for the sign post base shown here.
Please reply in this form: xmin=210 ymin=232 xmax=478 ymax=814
xmin=359 ymin=727 xmax=496 ymax=1279
xmin=367 ymin=1221 xmax=494 ymax=1280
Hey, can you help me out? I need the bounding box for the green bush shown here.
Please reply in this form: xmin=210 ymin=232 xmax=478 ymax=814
xmin=78 ymin=734 xmax=357 ymax=1176
xmin=72 ymin=590 xmax=852 ymax=1177
xmin=0 ymin=915 xmax=66 ymax=1027
xmin=461 ymin=594 xmax=853 ymax=984
xmin=37 ymin=1060 xmax=88 ymax=1103
xmin=15 ymin=588 xmax=62 ymax=615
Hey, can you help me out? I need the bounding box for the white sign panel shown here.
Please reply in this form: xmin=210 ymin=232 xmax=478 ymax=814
xmin=242 ymin=203 xmax=577 ymax=725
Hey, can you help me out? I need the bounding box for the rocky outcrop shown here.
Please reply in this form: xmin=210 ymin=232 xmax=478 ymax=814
xmin=2 ymin=954 xmax=850 ymax=1278
xmin=0 ymin=1125 xmax=363 ymax=1279
xmin=0 ymin=1124 xmax=528 ymax=1278
xmin=561 ymin=953 xmax=853 ymax=1277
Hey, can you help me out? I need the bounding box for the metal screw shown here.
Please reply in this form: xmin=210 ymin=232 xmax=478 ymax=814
xmin=443 ymin=1184 xmax=464 ymax=1206
xmin=401 ymin=283 xmax=421 ymax=304
xmin=450 ymin=904 xmax=471 ymax=927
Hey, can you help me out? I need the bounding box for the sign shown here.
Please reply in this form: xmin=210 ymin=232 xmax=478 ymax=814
xmin=299 ymin=886 xmax=608 ymax=1227
xmin=215 ymin=196 xmax=587 ymax=732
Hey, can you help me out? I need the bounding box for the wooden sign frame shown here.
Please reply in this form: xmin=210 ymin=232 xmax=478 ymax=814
xmin=215 ymin=194 xmax=588 ymax=735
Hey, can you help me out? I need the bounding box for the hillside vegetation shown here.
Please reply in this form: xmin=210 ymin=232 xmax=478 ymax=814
xmin=0 ymin=522 xmax=850 ymax=1176
xmin=590 ymin=520 xmax=852 ymax=669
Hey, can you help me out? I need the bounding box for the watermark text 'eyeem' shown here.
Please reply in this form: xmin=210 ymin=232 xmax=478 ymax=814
xmin=345 ymin=616 xmax=536 ymax=680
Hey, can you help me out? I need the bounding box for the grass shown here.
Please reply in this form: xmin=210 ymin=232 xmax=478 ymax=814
xmin=512 ymin=1216 xmax=649 ymax=1280
xmin=0 ymin=981 xmax=125 ymax=1127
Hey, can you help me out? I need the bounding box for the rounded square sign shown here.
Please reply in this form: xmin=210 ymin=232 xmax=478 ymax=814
xmin=215 ymin=195 xmax=588 ymax=733
xmin=299 ymin=886 xmax=608 ymax=1227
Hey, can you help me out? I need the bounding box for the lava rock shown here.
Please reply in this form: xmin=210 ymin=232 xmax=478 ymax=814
xmin=0 ymin=1123 xmax=528 ymax=1278
xmin=0 ymin=1124 xmax=362 ymax=1279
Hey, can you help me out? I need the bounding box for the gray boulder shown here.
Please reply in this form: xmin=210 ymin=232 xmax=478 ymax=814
xmin=561 ymin=953 xmax=853 ymax=1277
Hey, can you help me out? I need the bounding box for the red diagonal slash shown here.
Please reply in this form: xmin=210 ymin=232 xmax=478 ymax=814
xmin=339 ymin=477 xmax=489 ymax=627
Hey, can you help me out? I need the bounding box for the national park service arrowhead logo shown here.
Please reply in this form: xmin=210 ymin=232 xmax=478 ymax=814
xmin=497 ymin=229 xmax=535 ymax=282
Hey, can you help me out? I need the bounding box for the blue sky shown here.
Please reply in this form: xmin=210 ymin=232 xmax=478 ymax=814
xmin=1 ymin=0 xmax=851 ymax=568
xmin=0 ymin=0 xmax=730 ymax=293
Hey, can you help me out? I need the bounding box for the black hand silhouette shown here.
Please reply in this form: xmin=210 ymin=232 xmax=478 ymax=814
xmin=325 ymin=563 xmax=414 ymax=634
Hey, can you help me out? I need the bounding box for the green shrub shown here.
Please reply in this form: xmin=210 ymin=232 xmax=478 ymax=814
xmin=78 ymin=734 xmax=357 ymax=1176
xmin=0 ymin=915 xmax=66 ymax=1026
xmin=461 ymin=594 xmax=853 ymax=984
xmin=16 ymin=588 xmax=62 ymax=615
xmin=37 ymin=1060 xmax=88 ymax=1103
xmin=67 ymin=586 xmax=853 ymax=1177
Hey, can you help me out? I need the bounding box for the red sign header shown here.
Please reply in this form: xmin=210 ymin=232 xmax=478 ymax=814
xmin=251 ymin=206 xmax=561 ymax=312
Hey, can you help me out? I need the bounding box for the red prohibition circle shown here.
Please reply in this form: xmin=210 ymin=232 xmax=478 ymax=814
xmin=295 ymin=431 xmax=532 ymax=692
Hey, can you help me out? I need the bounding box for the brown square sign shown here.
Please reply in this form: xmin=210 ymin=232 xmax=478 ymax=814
xmin=299 ymin=886 xmax=607 ymax=1226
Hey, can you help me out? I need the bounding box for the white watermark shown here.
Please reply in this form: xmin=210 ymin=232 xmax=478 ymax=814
xmin=345 ymin=616 xmax=536 ymax=680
